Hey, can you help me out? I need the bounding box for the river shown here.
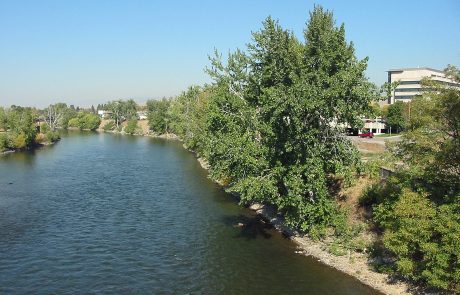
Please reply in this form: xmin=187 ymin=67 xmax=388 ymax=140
xmin=0 ymin=131 xmax=379 ymax=294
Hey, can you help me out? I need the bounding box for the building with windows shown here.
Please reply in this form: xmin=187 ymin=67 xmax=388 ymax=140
xmin=387 ymin=67 xmax=459 ymax=104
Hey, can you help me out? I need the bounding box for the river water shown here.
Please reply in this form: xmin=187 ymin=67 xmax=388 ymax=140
xmin=0 ymin=132 xmax=378 ymax=294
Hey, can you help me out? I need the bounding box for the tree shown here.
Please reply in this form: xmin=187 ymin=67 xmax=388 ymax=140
xmin=5 ymin=106 xmax=37 ymax=148
xmin=202 ymin=6 xmax=374 ymax=233
xmin=370 ymin=65 xmax=460 ymax=292
xmin=0 ymin=107 xmax=6 ymax=130
xmin=106 ymin=100 xmax=138 ymax=128
xmin=146 ymin=98 xmax=171 ymax=134
xmin=44 ymin=103 xmax=68 ymax=130
xmin=68 ymin=112 xmax=101 ymax=130
xmin=106 ymin=100 xmax=124 ymax=128
xmin=123 ymin=99 xmax=138 ymax=120
xmin=124 ymin=119 xmax=138 ymax=135
xmin=385 ymin=101 xmax=406 ymax=133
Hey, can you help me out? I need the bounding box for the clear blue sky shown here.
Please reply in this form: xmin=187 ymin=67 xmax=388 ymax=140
xmin=1 ymin=0 xmax=459 ymax=108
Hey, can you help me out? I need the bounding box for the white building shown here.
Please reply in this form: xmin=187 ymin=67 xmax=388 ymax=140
xmin=362 ymin=117 xmax=386 ymax=135
xmin=97 ymin=110 xmax=112 ymax=119
xmin=136 ymin=111 xmax=148 ymax=120
xmin=387 ymin=67 xmax=459 ymax=104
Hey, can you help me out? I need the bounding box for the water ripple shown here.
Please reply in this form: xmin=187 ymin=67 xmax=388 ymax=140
xmin=0 ymin=133 xmax=378 ymax=294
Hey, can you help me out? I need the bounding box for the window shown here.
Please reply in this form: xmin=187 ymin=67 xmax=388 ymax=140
xmin=398 ymin=81 xmax=420 ymax=85
xmin=395 ymin=95 xmax=413 ymax=100
xmin=395 ymin=88 xmax=422 ymax=92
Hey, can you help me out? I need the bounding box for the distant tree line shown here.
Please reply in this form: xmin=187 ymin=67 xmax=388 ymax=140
xmin=0 ymin=103 xmax=101 ymax=152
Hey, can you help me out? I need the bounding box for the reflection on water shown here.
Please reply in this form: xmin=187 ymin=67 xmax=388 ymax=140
xmin=0 ymin=132 xmax=379 ymax=294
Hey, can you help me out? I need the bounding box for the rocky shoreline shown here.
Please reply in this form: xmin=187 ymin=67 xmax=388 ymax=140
xmin=195 ymin=156 xmax=414 ymax=295
xmin=250 ymin=203 xmax=414 ymax=295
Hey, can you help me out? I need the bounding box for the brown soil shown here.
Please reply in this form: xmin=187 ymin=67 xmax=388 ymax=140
xmin=354 ymin=141 xmax=385 ymax=153
xmin=137 ymin=120 xmax=150 ymax=134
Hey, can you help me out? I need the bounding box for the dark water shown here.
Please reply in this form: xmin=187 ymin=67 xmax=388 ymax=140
xmin=0 ymin=132 xmax=378 ymax=294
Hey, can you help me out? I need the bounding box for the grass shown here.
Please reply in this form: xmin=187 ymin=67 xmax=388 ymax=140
xmin=375 ymin=133 xmax=400 ymax=137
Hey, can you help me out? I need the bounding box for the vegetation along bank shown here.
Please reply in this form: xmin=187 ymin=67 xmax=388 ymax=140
xmin=1 ymin=5 xmax=459 ymax=294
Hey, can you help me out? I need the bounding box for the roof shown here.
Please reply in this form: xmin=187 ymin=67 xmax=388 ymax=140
xmin=387 ymin=67 xmax=444 ymax=74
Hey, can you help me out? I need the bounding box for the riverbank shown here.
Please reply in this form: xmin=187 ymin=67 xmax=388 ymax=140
xmin=0 ymin=139 xmax=59 ymax=156
xmin=96 ymin=126 xmax=413 ymax=294
xmin=194 ymin=156 xmax=414 ymax=295
xmin=250 ymin=203 xmax=413 ymax=295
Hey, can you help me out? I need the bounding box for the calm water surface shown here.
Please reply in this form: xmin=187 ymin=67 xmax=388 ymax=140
xmin=0 ymin=132 xmax=379 ymax=294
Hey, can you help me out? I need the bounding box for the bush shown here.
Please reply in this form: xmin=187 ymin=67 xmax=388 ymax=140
xmin=370 ymin=182 xmax=460 ymax=292
xmin=45 ymin=131 xmax=60 ymax=142
xmin=68 ymin=117 xmax=80 ymax=128
xmin=67 ymin=113 xmax=101 ymax=130
xmin=35 ymin=133 xmax=46 ymax=144
xmin=12 ymin=133 xmax=26 ymax=149
xmin=82 ymin=114 xmax=101 ymax=130
xmin=124 ymin=120 xmax=138 ymax=135
xmin=40 ymin=122 xmax=50 ymax=134
xmin=0 ymin=133 xmax=8 ymax=151
xmin=103 ymin=120 xmax=115 ymax=131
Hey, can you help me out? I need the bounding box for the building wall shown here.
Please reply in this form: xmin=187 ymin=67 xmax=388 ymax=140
xmin=387 ymin=68 xmax=459 ymax=104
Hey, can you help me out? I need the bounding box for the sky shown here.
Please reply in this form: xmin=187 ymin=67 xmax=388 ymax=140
xmin=0 ymin=0 xmax=459 ymax=108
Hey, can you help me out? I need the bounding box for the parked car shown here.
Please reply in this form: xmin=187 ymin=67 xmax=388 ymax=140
xmin=359 ymin=132 xmax=374 ymax=138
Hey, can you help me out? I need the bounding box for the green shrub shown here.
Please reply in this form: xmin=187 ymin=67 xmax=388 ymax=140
xmin=0 ymin=133 xmax=7 ymax=151
xmin=67 ymin=113 xmax=101 ymax=130
xmin=45 ymin=131 xmax=60 ymax=142
xmin=68 ymin=118 xmax=79 ymax=128
xmin=40 ymin=123 xmax=50 ymax=133
xmin=103 ymin=120 xmax=115 ymax=131
xmin=124 ymin=120 xmax=138 ymax=135
xmin=329 ymin=242 xmax=347 ymax=256
xmin=81 ymin=113 xmax=100 ymax=130
xmin=35 ymin=133 xmax=46 ymax=144
xmin=12 ymin=133 xmax=26 ymax=149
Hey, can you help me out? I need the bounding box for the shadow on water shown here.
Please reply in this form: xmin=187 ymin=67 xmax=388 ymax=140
xmin=1 ymin=149 xmax=37 ymax=166
xmin=222 ymin=214 xmax=274 ymax=240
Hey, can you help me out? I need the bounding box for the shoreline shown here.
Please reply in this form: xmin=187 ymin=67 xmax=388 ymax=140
xmin=0 ymin=140 xmax=59 ymax=156
xmin=194 ymin=153 xmax=413 ymax=295
xmin=92 ymin=130 xmax=414 ymax=294
xmin=249 ymin=202 xmax=412 ymax=295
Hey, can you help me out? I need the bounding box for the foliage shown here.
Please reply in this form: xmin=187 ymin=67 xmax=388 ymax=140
xmin=68 ymin=112 xmax=101 ymax=130
xmin=44 ymin=103 xmax=68 ymax=130
xmin=45 ymin=131 xmax=60 ymax=142
xmin=146 ymin=98 xmax=171 ymax=134
xmin=0 ymin=133 xmax=8 ymax=151
xmin=385 ymin=101 xmax=406 ymax=132
xmin=367 ymin=65 xmax=460 ymax=292
xmin=103 ymin=120 xmax=115 ymax=131
xmin=0 ymin=107 xmax=7 ymax=130
xmin=68 ymin=118 xmax=79 ymax=128
xmin=3 ymin=106 xmax=37 ymax=149
xmin=106 ymin=99 xmax=137 ymax=127
xmin=124 ymin=119 xmax=138 ymax=135
xmin=158 ymin=6 xmax=375 ymax=236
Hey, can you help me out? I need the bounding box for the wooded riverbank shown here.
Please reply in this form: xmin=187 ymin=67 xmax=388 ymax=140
xmin=102 ymin=126 xmax=411 ymax=295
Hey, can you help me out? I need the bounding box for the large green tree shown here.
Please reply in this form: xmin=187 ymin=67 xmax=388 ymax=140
xmin=203 ymin=6 xmax=374 ymax=233
xmin=106 ymin=99 xmax=138 ymax=128
xmin=146 ymin=98 xmax=171 ymax=134
xmin=385 ymin=101 xmax=406 ymax=133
